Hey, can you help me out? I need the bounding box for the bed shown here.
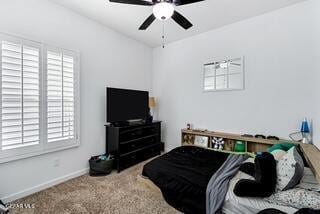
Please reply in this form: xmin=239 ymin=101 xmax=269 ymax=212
xmin=142 ymin=146 xmax=230 ymax=214
xmin=141 ymin=145 xmax=320 ymax=214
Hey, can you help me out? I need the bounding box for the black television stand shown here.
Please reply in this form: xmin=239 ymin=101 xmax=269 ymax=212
xmin=105 ymin=121 xmax=162 ymax=172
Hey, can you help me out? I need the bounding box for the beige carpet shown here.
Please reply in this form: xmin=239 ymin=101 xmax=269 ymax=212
xmin=11 ymin=161 xmax=179 ymax=214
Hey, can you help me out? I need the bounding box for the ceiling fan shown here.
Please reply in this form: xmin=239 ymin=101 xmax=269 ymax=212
xmin=109 ymin=0 xmax=204 ymax=30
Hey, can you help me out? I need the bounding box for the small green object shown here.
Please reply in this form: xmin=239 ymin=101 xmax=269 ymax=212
xmin=234 ymin=141 xmax=246 ymax=152
xmin=268 ymin=142 xmax=295 ymax=153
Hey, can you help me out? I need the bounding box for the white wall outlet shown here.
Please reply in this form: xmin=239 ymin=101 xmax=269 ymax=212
xmin=53 ymin=158 xmax=60 ymax=167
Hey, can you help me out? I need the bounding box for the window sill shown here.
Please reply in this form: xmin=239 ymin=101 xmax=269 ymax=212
xmin=0 ymin=142 xmax=80 ymax=164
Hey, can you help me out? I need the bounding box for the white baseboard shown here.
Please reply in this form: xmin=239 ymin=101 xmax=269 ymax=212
xmin=2 ymin=168 xmax=89 ymax=203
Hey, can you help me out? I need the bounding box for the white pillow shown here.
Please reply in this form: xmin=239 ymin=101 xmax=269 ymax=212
xmin=276 ymin=147 xmax=304 ymax=191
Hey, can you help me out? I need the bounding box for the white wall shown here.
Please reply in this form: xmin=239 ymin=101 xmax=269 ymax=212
xmin=0 ymin=0 xmax=152 ymax=201
xmin=0 ymin=0 xmax=319 ymax=203
xmin=152 ymin=0 xmax=320 ymax=151
xmin=311 ymin=0 xmax=320 ymax=144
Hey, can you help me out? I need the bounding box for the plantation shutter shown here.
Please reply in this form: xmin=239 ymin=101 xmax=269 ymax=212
xmin=47 ymin=50 xmax=75 ymax=143
xmin=1 ymin=41 xmax=40 ymax=150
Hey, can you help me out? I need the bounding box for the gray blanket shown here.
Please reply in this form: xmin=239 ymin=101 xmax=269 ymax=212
xmin=206 ymin=154 xmax=248 ymax=214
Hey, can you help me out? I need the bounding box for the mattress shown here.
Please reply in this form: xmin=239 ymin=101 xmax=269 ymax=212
xmin=142 ymin=146 xmax=229 ymax=214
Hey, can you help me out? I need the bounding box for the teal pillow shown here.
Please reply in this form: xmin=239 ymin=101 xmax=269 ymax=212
xmin=268 ymin=143 xmax=295 ymax=153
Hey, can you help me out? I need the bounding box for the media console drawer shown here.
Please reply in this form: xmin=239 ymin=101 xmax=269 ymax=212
xmin=120 ymin=137 xmax=157 ymax=154
xmin=119 ymin=143 xmax=161 ymax=171
xmin=119 ymin=125 xmax=158 ymax=142
xmin=105 ymin=121 xmax=162 ymax=172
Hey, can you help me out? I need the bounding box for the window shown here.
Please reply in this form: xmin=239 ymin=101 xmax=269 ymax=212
xmin=0 ymin=33 xmax=80 ymax=163
xmin=46 ymin=51 xmax=75 ymax=143
xmin=203 ymin=57 xmax=244 ymax=92
xmin=1 ymin=41 xmax=40 ymax=150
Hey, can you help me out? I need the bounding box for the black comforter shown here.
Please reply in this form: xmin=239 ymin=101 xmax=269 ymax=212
xmin=142 ymin=146 xmax=229 ymax=214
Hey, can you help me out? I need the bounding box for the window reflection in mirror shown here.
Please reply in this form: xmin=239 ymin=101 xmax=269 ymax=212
xmin=203 ymin=57 xmax=244 ymax=91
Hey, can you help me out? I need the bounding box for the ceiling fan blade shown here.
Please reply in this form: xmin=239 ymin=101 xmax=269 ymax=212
xmin=139 ymin=14 xmax=156 ymax=30
xmin=109 ymin=0 xmax=153 ymax=6
xmin=172 ymin=11 xmax=192 ymax=30
xmin=174 ymin=0 xmax=204 ymax=6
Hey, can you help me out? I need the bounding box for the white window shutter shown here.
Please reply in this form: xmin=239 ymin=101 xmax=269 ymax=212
xmin=47 ymin=51 xmax=75 ymax=143
xmin=1 ymin=41 xmax=40 ymax=150
xmin=62 ymin=55 xmax=74 ymax=138
xmin=0 ymin=32 xmax=80 ymax=163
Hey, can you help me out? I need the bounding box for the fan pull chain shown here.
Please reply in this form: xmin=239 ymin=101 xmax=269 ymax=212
xmin=162 ymin=22 xmax=165 ymax=48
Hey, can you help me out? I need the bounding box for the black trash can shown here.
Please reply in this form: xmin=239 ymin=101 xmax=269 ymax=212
xmin=89 ymin=154 xmax=114 ymax=176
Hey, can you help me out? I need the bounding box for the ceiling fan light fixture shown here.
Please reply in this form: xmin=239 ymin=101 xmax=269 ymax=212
xmin=153 ymin=2 xmax=174 ymax=20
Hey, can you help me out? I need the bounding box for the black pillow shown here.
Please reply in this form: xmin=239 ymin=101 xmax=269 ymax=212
xmin=295 ymin=208 xmax=320 ymax=214
xmin=239 ymin=162 xmax=255 ymax=177
xmin=258 ymin=208 xmax=287 ymax=214
xmin=234 ymin=152 xmax=277 ymax=197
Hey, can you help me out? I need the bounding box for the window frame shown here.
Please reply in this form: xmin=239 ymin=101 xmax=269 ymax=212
xmin=43 ymin=45 xmax=80 ymax=151
xmin=0 ymin=33 xmax=80 ymax=164
xmin=203 ymin=57 xmax=245 ymax=92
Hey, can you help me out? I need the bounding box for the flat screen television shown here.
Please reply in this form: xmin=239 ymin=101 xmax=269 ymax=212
xmin=106 ymin=87 xmax=149 ymax=123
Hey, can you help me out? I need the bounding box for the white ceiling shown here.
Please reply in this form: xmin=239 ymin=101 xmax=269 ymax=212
xmin=48 ymin=0 xmax=306 ymax=47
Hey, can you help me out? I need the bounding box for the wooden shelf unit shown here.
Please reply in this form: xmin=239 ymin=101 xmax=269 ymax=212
xmin=181 ymin=129 xmax=297 ymax=153
xmin=181 ymin=129 xmax=320 ymax=183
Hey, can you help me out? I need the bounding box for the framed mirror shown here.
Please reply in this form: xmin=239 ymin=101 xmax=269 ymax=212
xmin=203 ymin=57 xmax=244 ymax=92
